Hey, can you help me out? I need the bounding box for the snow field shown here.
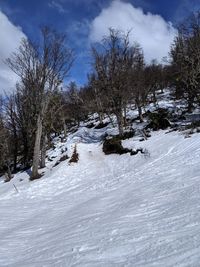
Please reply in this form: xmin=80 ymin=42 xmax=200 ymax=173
xmin=0 ymin=130 xmax=200 ymax=266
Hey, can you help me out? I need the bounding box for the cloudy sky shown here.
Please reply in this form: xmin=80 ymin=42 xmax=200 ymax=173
xmin=0 ymin=0 xmax=200 ymax=93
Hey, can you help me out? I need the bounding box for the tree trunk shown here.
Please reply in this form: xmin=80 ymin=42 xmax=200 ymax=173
xmin=123 ymin=106 xmax=127 ymax=127
xmin=187 ymin=91 xmax=195 ymax=113
xmin=7 ymin=165 xmax=12 ymax=180
xmin=95 ymin=88 xmax=104 ymax=124
xmin=4 ymin=164 xmax=13 ymax=182
xmin=30 ymin=114 xmax=43 ymax=180
xmin=138 ymin=105 xmax=144 ymax=122
xmin=40 ymin=133 xmax=47 ymax=168
xmin=99 ymin=112 xmax=103 ymax=124
xmin=63 ymin=118 xmax=67 ymax=138
xmin=13 ymin=131 xmax=18 ymax=173
xmin=116 ymin=110 xmax=124 ymax=136
xmin=106 ymin=111 xmax=115 ymax=127
xmin=152 ymin=91 xmax=157 ymax=105
xmin=22 ymin=132 xmax=31 ymax=169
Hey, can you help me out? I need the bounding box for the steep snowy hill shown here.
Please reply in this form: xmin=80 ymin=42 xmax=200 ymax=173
xmin=0 ymin=129 xmax=200 ymax=266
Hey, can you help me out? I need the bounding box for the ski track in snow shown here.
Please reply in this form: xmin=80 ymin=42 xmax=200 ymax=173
xmin=0 ymin=130 xmax=200 ymax=266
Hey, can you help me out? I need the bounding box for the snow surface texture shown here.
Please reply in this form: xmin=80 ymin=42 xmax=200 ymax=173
xmin=0 ymin=129 xmax=200 ymax=266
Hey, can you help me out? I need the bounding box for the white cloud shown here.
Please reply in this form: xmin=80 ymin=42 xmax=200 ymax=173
xmin=0 ymin=11 xmax=26 ymax=94
xmin=48 ymin=1 xmax=67 ymax=14
xmin=89 ymin=0 xmax=177 ymax=63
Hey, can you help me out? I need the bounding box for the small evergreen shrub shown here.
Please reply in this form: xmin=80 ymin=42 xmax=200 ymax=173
xmin=69 ymin=145 xmax=79 ymax=164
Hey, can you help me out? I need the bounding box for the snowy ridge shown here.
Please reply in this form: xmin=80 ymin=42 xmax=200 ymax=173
xmin=0 ymin=129 xmax=200 ymax=266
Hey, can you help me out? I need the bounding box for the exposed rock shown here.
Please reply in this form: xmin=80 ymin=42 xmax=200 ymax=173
xmin=103 ymin=137 xmax=131 ymax=155
xmin=146 ymin=108 xmax=171 ymax=130
xmin=94 ymin=122 xmax=109 ymax=129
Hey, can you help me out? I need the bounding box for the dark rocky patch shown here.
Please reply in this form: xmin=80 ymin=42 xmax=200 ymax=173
xmin=53 ymin=154 xmax=69 ymax=167
xmin=102 ymin=136 xmax=147 ymax=157
xmin=103 ymin=137 xmax=132 ymax=155
xmin=94 ymin=122 xmax=110 ymax=129
xmin=85 ymin=122 xmax=95 ymax=129
xmin=146 ymin=108 xmax=171 ymax=130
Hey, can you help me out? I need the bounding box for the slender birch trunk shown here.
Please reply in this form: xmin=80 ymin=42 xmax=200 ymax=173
xmin=30 ymin=114 xmax=43 ymax=180
xmin=40 ymin=133 xmax=47 ymax=168
xmin=116 ymin=110 xmax=124 ymax=136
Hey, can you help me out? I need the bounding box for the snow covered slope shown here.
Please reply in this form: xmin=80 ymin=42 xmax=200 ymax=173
xmin=0 ymin=130 xmax=200 ymax=266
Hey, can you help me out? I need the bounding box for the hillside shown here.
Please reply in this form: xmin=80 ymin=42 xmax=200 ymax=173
xmin=2 ymin=2 xmax=200 ymax=267
xmin=0 ymin=119 xmax=200 ymax=266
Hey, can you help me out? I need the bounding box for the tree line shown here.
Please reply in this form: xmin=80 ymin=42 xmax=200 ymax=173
xmin=1 ymin=12 xmax=200 ymax=181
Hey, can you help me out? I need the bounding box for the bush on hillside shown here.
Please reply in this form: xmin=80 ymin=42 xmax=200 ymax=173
xmin=69 ymin=145 xmax=79 ymax=164
xmin=146 ymin=108 xmax=171 ymax=130
xmin=103 ymin=137 xmax=132 ymax=155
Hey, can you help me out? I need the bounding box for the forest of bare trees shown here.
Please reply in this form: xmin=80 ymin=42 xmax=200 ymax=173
xmin=1 ymin=12 xmax=200 ymax=181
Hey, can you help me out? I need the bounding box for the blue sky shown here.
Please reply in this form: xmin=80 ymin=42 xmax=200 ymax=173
xmin=0 ymin=0 xmax=200 ymax=92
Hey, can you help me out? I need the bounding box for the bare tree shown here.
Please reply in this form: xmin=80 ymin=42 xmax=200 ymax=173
xmin=171 ymin=11 xmax=200 ymax=111
xmin=4 ymin=94 xmax=19 ymax=172
xmin=128 ymin=46 xmax=146 ymax=122
xmin=7 ymin=27 xmax=73 ymax=180
xmin=87 ymin=73 xmax=105 ymax=124
xmin=91 ymin=29 xmax=139 ymax=136
xmin=65 ymin=82 xmax=84 ymax=126
xmin=0 ymin=98 xmax=13 ymax=180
